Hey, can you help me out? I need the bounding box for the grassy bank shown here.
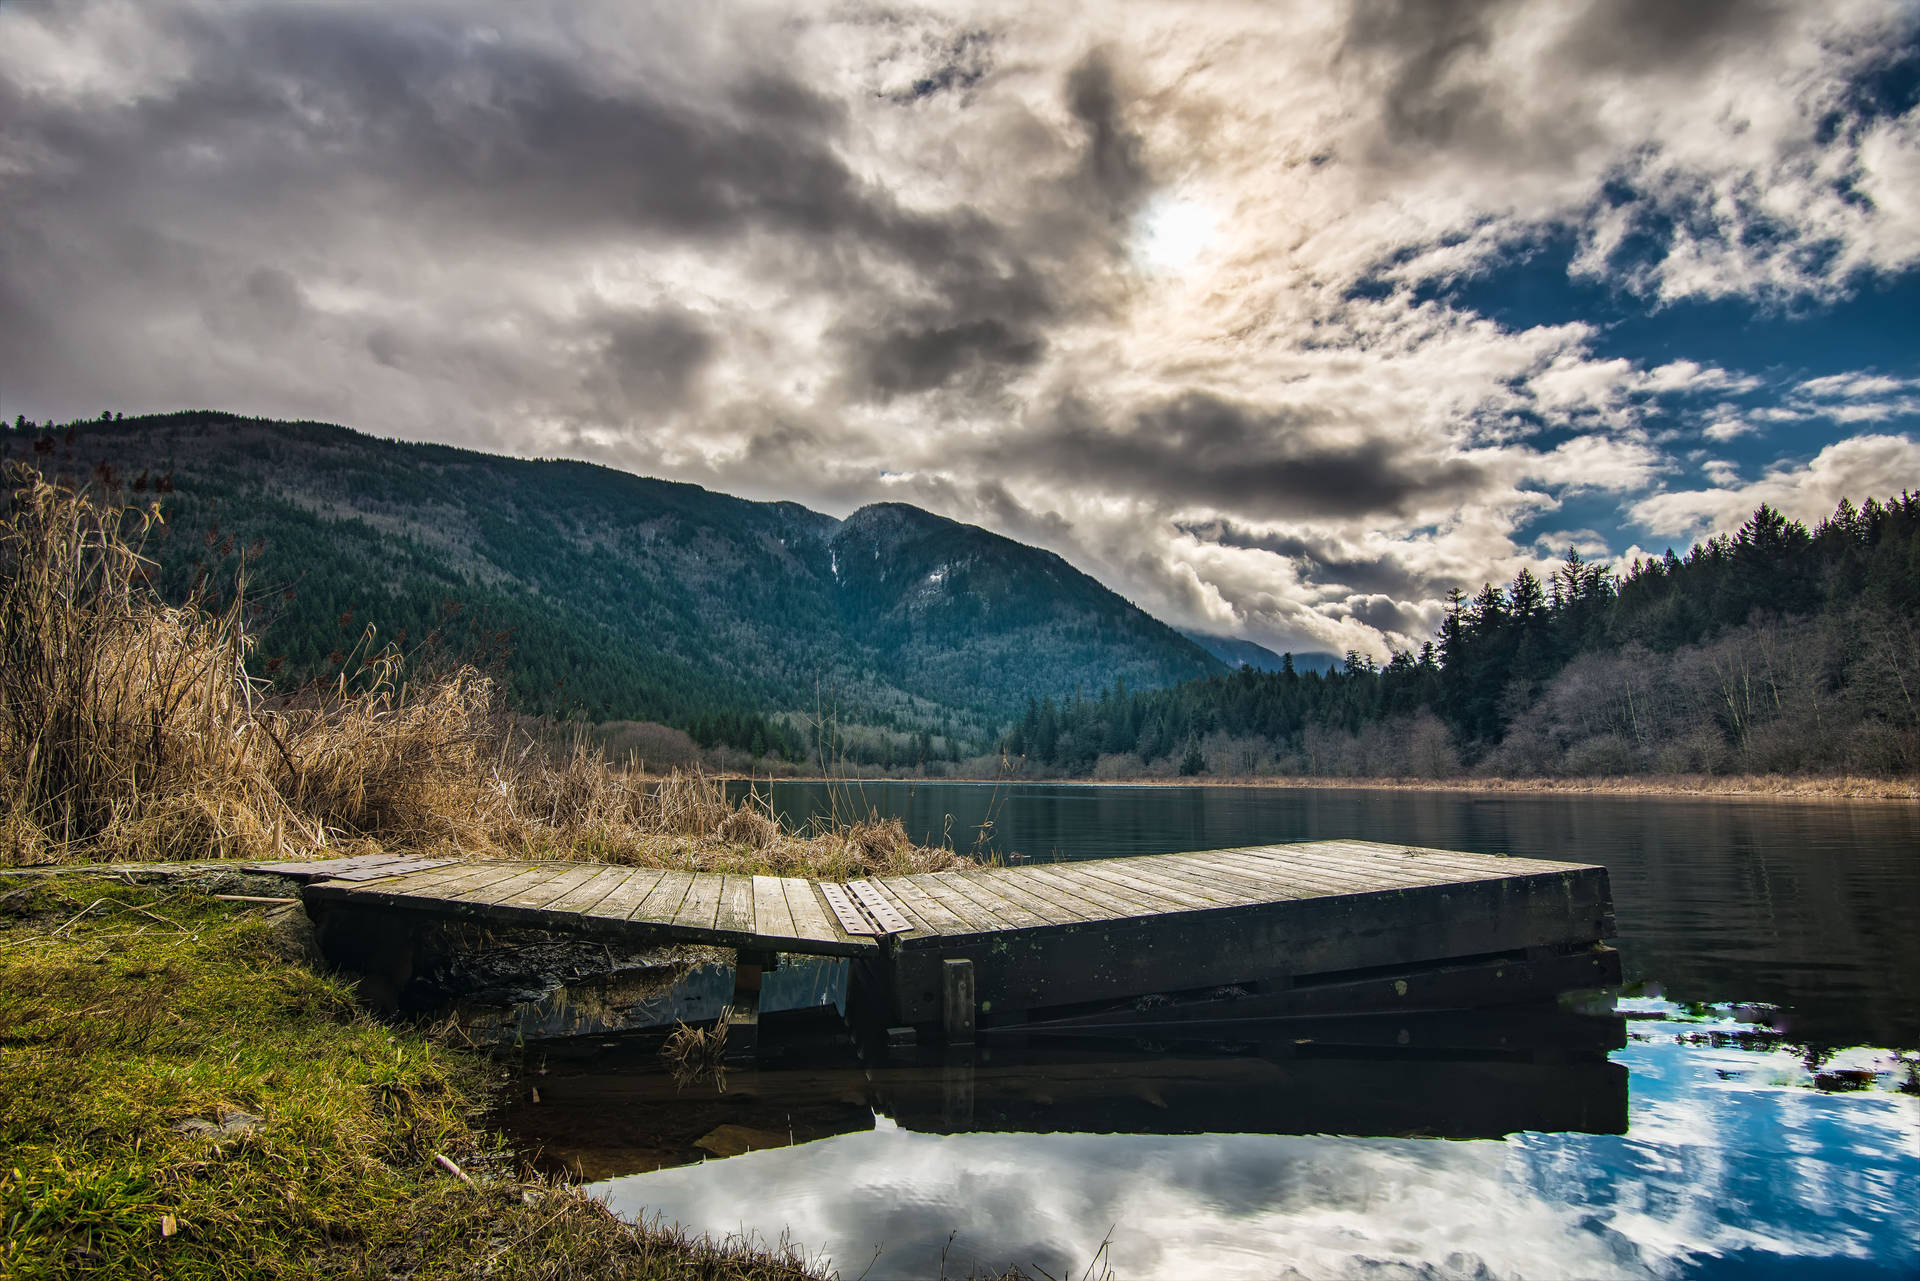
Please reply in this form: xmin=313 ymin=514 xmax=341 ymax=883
xmin=0 ymin=870 xmax=824 ymax=1280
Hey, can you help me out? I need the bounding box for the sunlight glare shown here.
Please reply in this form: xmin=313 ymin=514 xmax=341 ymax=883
xmin=1134 ymin=195 xmax=1219 ymax=274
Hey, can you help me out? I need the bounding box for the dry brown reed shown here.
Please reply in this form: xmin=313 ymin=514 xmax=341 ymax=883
xmin=660 ymin=1011 xmax=731 ymax=1088
xmin=0 ymin=464 xmax=969 ymax=876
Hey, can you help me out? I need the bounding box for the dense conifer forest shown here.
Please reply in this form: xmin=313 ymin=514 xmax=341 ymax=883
xmin=1002 ymin=497 xmax=1920 ymax=778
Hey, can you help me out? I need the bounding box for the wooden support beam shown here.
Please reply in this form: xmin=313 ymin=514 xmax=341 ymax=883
xmin=724 ymin=954 xmax=763 ymax=1062
xmin=942 ymin=958 xmax=976 ymax=1045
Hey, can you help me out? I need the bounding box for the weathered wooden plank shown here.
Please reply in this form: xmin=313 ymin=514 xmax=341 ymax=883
xmin=1278 ymin=841 xmax=1521 ymax=882
xmin=1028 ymin=863 xmax=1170 ymax=917
xmin=1144 ymin=852 xmax=1298 ymax=902
xmin=1076 ymin=858 xmax=1245 ymax=910
xmin=860 ymin=881 xmax=934 ymax=937
xmin=251 ymin=854 xmax=457 ymax=883
xmin=492 ymin=864 xmax=606 ymax=913
xmin=1184 ymin=848 xmax=1392 ymax=898
xmin=1045 ymin=858 xmax=1204 ymax=910
xmin=299 ymin=860 xmax=524 ymax=920
xmin=631 ymin=869 xmax=696 ymax=923
xmin=1207 ymin=847 xmax=1431 ymax=895
xmin=1331 ymin=839 xmax=1586 ymax=876
xmin=904 ymin=874 xmax=1008 ymax=934
xmin=541 ymin=866 xmax=638 ymax=917
xmin=1162 ymin=848 xmax=1330 ymax=895
xmin=1014 ymin=864 xmax=1154 ymax=919
xmin=782 ymin=878 xmax=860 ymax=947
xmin=948 ymin=870 xmax=1079 ymax=927
xmin=336 ymin=860 xmax=483 ymax=897
xmin=877 ymin=876 xmax=970 ymax=937
xmin=581 ymin=867 xmax=669 ymax=922
xmin=439 ymin=864 xmax=558 ymax=905
xmin=673 ymin=873 xmax=725 ymax=932
xmin=367 ymin=860 xmax=524 ymax=902
xmin=715 ymin=875 xmax=756 ymax=935
xmin=752 ymin=875 xmax=795 ymax=940
xmin=974 ymin=868 xmax=1101 ymax=924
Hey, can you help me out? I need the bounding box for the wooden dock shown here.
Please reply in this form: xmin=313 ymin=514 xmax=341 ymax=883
xmin=283 ymin=839 xmax=1617 ymax=1044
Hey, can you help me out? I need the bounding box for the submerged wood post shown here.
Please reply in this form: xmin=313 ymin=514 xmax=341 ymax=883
xmin=942 ymin=958 xmax=976 ymax=1044
xmin=724 ymin=950 xmax=773 ymax=1061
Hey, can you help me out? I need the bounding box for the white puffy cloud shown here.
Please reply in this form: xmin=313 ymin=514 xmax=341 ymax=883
xmin=1632 ymin=434 xmax=1920 ymax=538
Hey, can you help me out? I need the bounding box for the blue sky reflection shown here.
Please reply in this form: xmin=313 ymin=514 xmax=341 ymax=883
xmin=595 ymin=1010 xmax=1919 ymax=1280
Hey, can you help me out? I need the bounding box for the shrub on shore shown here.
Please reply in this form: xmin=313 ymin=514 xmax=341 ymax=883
xmin=0 ymin=463 xmax=963 ymax=877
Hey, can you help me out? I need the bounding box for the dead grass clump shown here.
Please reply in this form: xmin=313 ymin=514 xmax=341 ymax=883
xmin=0 ymin=462 xmax=294 ymax=865
xmin=660 ymin=1012 xmax=731 ymax=1088
xmin=0 ymin=464 xmax=970 ymax=879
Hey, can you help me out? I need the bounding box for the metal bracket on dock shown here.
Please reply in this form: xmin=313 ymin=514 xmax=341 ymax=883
xmin=846 ymin=880 xmax=912 ymax=935
xmin=821 ymin=881 xmax=911 ymax=937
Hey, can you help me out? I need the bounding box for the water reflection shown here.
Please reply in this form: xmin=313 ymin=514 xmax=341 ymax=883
xmin=509 ymin=1010 xmax=1628 ymax=1182
xmin=553 ymin=1003 xmax=1918 ymax=1280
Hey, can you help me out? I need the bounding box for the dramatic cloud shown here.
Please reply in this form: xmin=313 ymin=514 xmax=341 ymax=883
xmin=3 ymin=0 xmax=1917 ymax=659
xmin=1631 ymin=433 xmax=1920 ymax=539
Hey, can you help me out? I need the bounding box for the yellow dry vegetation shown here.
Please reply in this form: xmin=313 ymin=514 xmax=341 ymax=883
xmin=0 ymin=463 xmax=967 ymax=877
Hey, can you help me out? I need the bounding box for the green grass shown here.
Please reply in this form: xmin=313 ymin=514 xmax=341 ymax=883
xmin=0 ymin=874 xmax=822 ymax=1280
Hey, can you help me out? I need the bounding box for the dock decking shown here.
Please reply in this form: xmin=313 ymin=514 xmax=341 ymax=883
xmin=285 ymin=839 xmax=1617 ymax=1039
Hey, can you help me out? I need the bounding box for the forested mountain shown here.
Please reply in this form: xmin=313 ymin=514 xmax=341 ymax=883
xmin=2 ymin=412 xmax=1220 ymax=762
xmin=1007 ymin=498 xmax=1920 ymax=779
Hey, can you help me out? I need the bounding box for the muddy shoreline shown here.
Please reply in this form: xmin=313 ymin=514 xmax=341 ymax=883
xmin=710 ymin=772 xmax=1919 ymax=802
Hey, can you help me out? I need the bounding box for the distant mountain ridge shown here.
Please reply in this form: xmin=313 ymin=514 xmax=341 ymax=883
xmin=1179 ymin=630 xmax=1341 ymax=675
xmin=7 ymin=412 xmax=1222 ymax=752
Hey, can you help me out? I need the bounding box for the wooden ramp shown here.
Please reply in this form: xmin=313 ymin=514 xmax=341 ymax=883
xmin=288 ymin=840 xmax=1616 ymax=1038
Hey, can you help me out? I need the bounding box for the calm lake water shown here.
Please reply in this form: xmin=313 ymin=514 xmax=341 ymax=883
xmin=525 ymin=783 xmax=1920 ymax=1279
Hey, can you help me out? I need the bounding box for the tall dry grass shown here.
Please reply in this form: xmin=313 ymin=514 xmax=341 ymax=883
xmin=0 ymin=463 xmax=966 ymax=876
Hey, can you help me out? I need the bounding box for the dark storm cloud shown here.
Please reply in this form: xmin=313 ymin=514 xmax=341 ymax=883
xmin=3 ymin=6 xmax=875 ymax=245
xmin=1338 ymin=595 xmax=1434 ymax=638
xmin=600 ymin=310 xmax=716 ymax=414
xmin=0 ymin=2 xmax=1099 ymax=417
xmin=1341 ymin=0 xmax=1514 ymax=150
xmin=1177 ymin=518 xmax=1431 ymax=598
xmin=860 ymin=318 xmax=1046 ymax=396
xmin=1339 ymin=0 xmax=1789 ymax=167
xmin=838 ymin=50 xmax=1152 ymax=401
xmin=1066 ymin=50 xmax=1151 ymax=217
xmin=1013 ymin=392 xmax=1493 ymax=522
xmin=1556 ymin=0 xmax=1789 ymax=74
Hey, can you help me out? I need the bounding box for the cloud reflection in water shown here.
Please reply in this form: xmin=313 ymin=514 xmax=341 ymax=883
xmin=593 ymin=1017 xmax=1920 ymax=1280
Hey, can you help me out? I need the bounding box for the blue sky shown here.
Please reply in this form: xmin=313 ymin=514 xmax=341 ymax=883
xmin=2 ymin=0 xmax=1917 ymax=657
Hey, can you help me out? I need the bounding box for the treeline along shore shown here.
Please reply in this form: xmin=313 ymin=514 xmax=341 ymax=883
xmin=993 ymin=497 xmax=1920 ymax=784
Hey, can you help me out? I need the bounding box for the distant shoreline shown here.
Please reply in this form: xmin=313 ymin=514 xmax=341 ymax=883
xmin=710 ymin=772 xmax=1920 ymax=802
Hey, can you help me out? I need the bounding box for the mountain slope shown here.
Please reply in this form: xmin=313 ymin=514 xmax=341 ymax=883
xmin=8 ymin=413 xmax=1221 ymax=746
xmin=831 ymin=503 xmax=1219 ymax=706
xmin=1180 ymin=631 xmax=1342 ymax=674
